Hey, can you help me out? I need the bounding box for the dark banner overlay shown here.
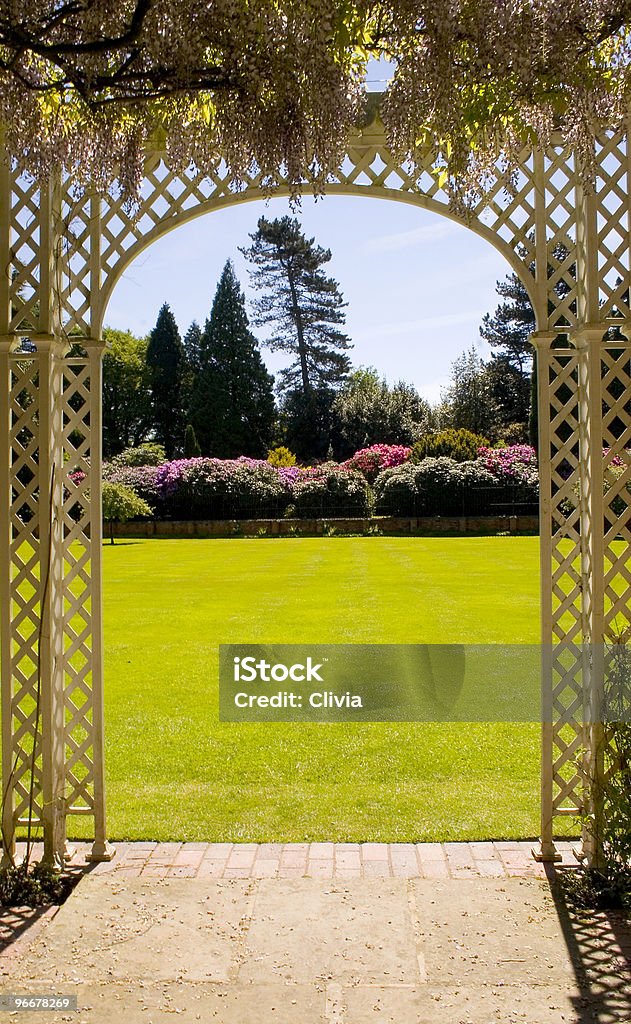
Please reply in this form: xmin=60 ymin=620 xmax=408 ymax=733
xmin=219 ymin=644 xmax=631 ymax=723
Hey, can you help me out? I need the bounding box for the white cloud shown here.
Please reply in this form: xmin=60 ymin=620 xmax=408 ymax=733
xmin=363 ymin=220 xmax=462 ymax=254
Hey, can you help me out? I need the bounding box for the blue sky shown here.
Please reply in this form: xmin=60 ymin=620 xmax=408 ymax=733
xmin=105 ymin=193 xmax=515 ymax=405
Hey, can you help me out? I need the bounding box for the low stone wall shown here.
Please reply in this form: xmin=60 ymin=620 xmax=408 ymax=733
xmin=112 ymin=514 xmax=539 ymax=538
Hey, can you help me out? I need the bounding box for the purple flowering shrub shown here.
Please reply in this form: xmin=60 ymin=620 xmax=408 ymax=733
xmin=102 ymin=455 xmax=375 ymax=519
xmin=157 ymin=457 xmax=290 ymax=519
xmin=101 ymin=443 xmax=543 ymax=521
xmin=103 ymin=463 xmax=164 ymax=509
xmin=477 ymin=445 xmax=538 ymax=486
xmin=342 ymin=444 xmax=411 ymax=482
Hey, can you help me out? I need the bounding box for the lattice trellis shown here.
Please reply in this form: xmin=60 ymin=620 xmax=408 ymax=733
xmin=0 ymin=336 xmax=107 ymax=863
xmin=1 ymin=111 xmax=630 ymax=864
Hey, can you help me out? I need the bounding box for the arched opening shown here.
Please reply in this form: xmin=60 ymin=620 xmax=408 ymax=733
xmin=96 ymin=192 xmax=544 ymax=845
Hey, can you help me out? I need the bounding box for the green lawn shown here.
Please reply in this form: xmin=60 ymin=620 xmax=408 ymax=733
xmin=89 ymin=535 xmax=549 ymax=843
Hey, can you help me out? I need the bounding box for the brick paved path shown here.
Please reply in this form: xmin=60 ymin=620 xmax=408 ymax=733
xmin=14 ymin=838 xmax=578 ymax=880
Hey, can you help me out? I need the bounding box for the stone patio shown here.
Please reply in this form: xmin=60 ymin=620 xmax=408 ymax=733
xmin=1 ymin=841 xmax=630 ymax=1023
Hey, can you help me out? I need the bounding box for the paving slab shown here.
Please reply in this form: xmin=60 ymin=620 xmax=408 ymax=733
xmin=241 ymin=879 xmax=420 ymax=987
xmin=0 ymin=982 xmax=326 ymax=1024
xmin=12 ymin=878 xmax=256 ymax=985
xmin=340 ymin=982 xmax=581 ymax=1023
xmin=413 ymin=878 xmax=575 ymax=986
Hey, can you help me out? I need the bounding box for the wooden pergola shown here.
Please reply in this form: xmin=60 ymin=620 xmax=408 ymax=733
xmin=1 ymin=109 xmax=629 ymax=865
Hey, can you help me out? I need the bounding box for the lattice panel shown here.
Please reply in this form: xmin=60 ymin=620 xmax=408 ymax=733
xmin=6 ymin=352 xmax=44 ymax=828
xmin=544 ymin=346 xmax=586 ymax=819
xmin=9 ymin=124 xmax=628 ymax=346
xmin=60 ymin=197 xmax=93 ymax=338
xmin=601 ymin=343 xmax=631 ymax=640
xmin=61 ymin=358 xmax=96 ymax=816
xmin=596 ymin=137 xmax=631 ymax=322
xmin=50 ymin=131 xmax=550 ymax=336
xmin=4 ymin=116 xmax=631 ymax=863
xmin=544 ymin=146 xmax=579 ymax=330
xmin=9 ymin=178 xmax=43 ymax=334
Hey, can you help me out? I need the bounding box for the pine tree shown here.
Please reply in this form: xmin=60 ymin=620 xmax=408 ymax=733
xmin=479 ymin=271 xmax=536 ymax=443
xmin=183 ymin=320 xmax=203 ymax=375
xmin=480 ymin=272 xmax=535 ymax=374
xmin=146 ymin=303 xmax=186 ymax=458
xmin=189 ymin=261 xmax=276 ymax=458
xmin=240 ymin=216 xmax=352 ymax=398
xmin=181 ymin=320 xmax=203 ymax=427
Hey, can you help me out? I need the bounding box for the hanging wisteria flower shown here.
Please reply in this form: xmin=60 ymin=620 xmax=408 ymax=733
xmin=0 ymin=2 xmax=629 ymax=200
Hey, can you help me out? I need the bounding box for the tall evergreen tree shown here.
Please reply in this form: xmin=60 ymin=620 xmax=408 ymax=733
xmin=146 ymin=303 xmax=186 ymax=458
xmin=481 ymin=272 xmax=540 ymax=444
xmin=479 ymin=270 xmax=535 ymax=439
xmin=181 ymin=320 xmax=203 ymax=425
xmin=189 ymin=261 xmax=276 ymax=458
xmin=480 ymin=272 xmax=535 ymax=375
xmin=240 ymin=216 xmax=352 ymax=394
xmin=183 ymin=320 xmax=203 ymax=375
xmin=240 ymin=216 xmax=353 ymax=459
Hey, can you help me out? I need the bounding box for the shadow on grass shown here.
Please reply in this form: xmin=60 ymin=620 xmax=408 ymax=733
xmin=102 ymin=540 xmax=143 ymax=547
xmin=545 ymin=863 xmax=631 ymax=1022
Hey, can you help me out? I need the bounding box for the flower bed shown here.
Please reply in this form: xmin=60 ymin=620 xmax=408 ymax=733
xmin=102 ymin=444 xmax=541 ymax=521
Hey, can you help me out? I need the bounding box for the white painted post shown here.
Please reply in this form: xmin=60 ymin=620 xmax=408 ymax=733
xmin=36 ymin=336 xmax=70 ymax=866
xmin=577 ymin=328 xmax=607 ymax=870
xmin=85 ymin=338 xmax=114 ymax=862
xmin=0 ymin=337 xmax=16 ymax=865
xmin=532 ymin=331 xmax=563 ymax=862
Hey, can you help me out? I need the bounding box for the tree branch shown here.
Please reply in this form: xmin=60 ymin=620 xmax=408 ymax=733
xmin=0 ymin=0 xmax=153 ymax=57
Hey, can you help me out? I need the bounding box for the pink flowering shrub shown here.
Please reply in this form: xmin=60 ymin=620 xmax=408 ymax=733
xmin=342 ymin=443 xmax=411 ymax=483
xmin=477 ymin=445 xmax=539 ymax=486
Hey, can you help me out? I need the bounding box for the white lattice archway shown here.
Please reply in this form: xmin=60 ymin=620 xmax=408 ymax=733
xmin=0 ymin=109 xmax=629 ymax=865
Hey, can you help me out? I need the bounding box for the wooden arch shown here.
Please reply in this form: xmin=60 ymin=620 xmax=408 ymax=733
xmin=0 ymin=110 xmax=629 ymax=864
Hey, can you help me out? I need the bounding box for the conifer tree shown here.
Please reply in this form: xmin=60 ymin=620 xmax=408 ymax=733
xmin=190 ymin=261 xmax=276 ymax=458
xmin=184 ymin=423 xmax=201 ymax=458
xmin=240 ymin=216 xmax=352 ymax=396
xmin=240 ymin=216 xmax=352 ymax=458
xmin=183 ymin=321 xmax=203 ymax=375
xmin=146 ymin=303 xmax=186 ymax=458
xmin=480 ymin=271 xmax=536 ymax=442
